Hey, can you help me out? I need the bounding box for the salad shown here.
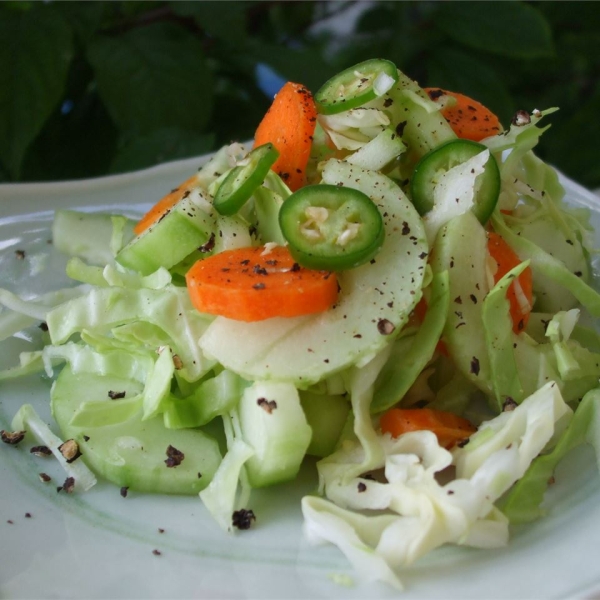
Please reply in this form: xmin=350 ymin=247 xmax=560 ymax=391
xmin=1 ymin=58 xmax=600 ymax=592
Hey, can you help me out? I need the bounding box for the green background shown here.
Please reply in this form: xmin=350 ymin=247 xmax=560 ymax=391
xmin=1 ymin=1 xmax=599 ymax=189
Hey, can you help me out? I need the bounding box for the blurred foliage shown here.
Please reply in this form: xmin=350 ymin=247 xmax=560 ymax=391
xmin=1 ymin=1 xmax=599 ymax=188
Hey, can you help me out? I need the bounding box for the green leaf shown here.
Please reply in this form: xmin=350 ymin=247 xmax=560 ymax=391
xmin=434 ymin=1 xmax=554 ymax=59
xmin=243 ymin=39 xmax=333 ymax=93
xmin=544 ymin=92 xmax=600 ymax=189
xmin=427 ymin=47 xmax=515 ymax=125
xmin=0 ymin=5 xmax=74 ymax=179
xmin=22 ymin=89 xmax=118 ymax=182
xmin=87 ymin=22 xmax=214 ymax=135
xmin=54 ymin=1 xmax=108 ymax=43
xmin=109 ymin=128 xmax=214 ymax=174
xmin=172 ymin=1 xmax=248 ymax=41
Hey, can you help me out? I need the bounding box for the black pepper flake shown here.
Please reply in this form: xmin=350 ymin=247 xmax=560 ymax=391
xmin=152 ymin=549 xmax=162 ymax=556
xmin=58 ymin=439 xmax=81 ymax=463
xmin=39 ymin=473 xmax=51 ymax=483
xmin=232 ymin=508 xmax=256 ymax=530
xmin=25 ymin=512 xmax=32 ymax=518
xmin=15 ymin=249 xmax=25 ymax=260
xmin=383 ymin=97 xmax=393 ymax=108
xmin=6 ymin=520 xmax=13 ymax=524
xmin=290 ymin=262 xmax=301 ymax=272
xmin=172 ymin=354 xmax=184 ymax=370
xmin=30 ymin=445 xmax=52 ymax=457
xmin=502 ymin=397 xmax=518 ymax=412
xmin=469 ymin=294 xmax=478 ymax=304
xmin=199 ymin=233 xmax=216 ymax=253
xmin=427 ymin=88 xmax=445 ymax=100
xmin=257 ymin=397 xmax=277 ymax=414
xmin=454 ymin=296 xmax=462 ymax=304
xmin=548 ymin=476 xmax=556 ymax=485
xmin=108 ymin=390 xmax=126 ymax=400
xmin=252 ymin=282 xmax=266 ymax=290
xmin=158 ymin=528 xmax=165 ymax=533
xmin=470 ymin=356 xmax=480 ymax=376
xmin=395 ymin=121 xmax=407 ymax=137
xmin=401 ymin=221 xmax=410 ymax=235
xmin=357 ymin=482 xmax=367 ymax=493
xmin=83 ymin=435 xmax=90 ymax=442
xmin=58 ymin=476 xmax=75 ymax=494
xmin=253 ymin=264 xmax=268 ymax=276
xmin=377 ymin=319 xmax=395 ymax=335
xmin=1 ymin=430 xmax=26 ymax=445
xmin=165 ymin=445 xmax=184 ymax=468
xmin=240 ymin=259 xmax=250 ymax=266
xmin=447 ymin=490 xmax=455 ymax=495
xmin=511 ymin=110 xmax=531 ymax=126
xmin=456 ymin=438 xmax=470 ymax=448
xmin=575 ymin=271 xmax=583 ymax=277
xmin=353 ymin=334 xmax=362 ymax=339
xmin=39 ymin=322 xmax=49 ymax=332
xmin=120 ymin=486 xmax=129 ymax=498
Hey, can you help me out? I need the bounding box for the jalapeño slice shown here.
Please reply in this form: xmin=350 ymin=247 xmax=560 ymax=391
xmin=213 ymin=143 xmax=279 ymax=216
xmin=314 ymin=58 xmax=399 ymax=115
xmin=279 ymin=184 xmax=384 ymax=271
xmin=410 ymin=139 xmax=500 ymax=224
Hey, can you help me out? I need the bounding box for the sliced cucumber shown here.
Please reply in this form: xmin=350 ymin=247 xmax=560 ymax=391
xmin=431 ymin=211 xmax=493 ymax=395
xmin=117 ymin=195 xmax=215 ymax=275
xmin=51 ymin=365 xmax=222 ymax=494
xmin=199 ymin=160 xmax=428 ymax=385
xmin=238 ymin=381 xmax=312 ymax=488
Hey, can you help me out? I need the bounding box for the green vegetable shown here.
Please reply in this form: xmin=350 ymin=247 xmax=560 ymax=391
xmin=238 ymin=381 xmax=312 ymax=487
xmin=279 ymin=184 xmax=385 ymax=271
xmin=314 ymin=58 xmax=398 ymax=115
xmin=213 ymin=143 xmax=279 ymax=216
xmin=411 ymin=139 xmax=500 ymax=224
xmin=51 ymin=364 xmax=222 ymax=494
xmin=116 ymin=194 xmax=215 ymax=275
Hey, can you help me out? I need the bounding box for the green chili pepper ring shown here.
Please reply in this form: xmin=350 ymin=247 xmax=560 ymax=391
xmin=410 ymin=139 xmax=501 ymax=224
xmin=314 ymin=58 xmax=399 ymax=115
xmin=214 ymin=143 xmax=279 ymax=216
xmin=279 ymin=184 xmax=385 ymax=271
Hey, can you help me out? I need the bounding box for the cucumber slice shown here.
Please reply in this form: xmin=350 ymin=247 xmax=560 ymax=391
xmin=431 ymin=211 xmax=492 ymax=395
xmin=51 ymin=365 xmax=222 ymax=494
xmin=117 ymin=195 xmax=215 ymax=275
xmin=199 ymin=160 xmax=428 ymax=385
xmin=238 ymin=381 xmax=312 ymax=487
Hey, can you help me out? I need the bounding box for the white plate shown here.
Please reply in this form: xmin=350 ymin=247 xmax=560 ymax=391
xmin=1 ymin=156 xmax=600 ymax=599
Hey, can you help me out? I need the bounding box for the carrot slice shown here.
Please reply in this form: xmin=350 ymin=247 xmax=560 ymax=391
xmin=254 ymin=82 xmax=317 ymax=191
xmin=424 ymin=88 xmax=502 ymax=142
xmin=185 ymin=245 xmax=338 ymax=322
xmin=133 ymin=174 xmax=199 ymax=235
xmin=487 ymin=231 xmax=533 ymax=333
xmin=380 ymin=407 xmax=476 ymax=449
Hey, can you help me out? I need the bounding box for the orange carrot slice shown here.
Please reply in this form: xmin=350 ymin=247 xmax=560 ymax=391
xmin=185 ymin=245 xmax=338 ymax=322
xmin=133 ymin=174 xmax=199 ymax=235
xmin=254 ymin=82 xmax=317 ymax=191
xmin=424 ymin=88 xmax=502 ymax=142
xmin=487 ymin=231 xmax=533 ymax=333
xmin=380 ymin=407 xmax=476 ymax=449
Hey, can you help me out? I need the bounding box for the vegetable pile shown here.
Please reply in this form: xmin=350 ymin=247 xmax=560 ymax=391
xmin=2 ymin=58 xmax=600 ymax=591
